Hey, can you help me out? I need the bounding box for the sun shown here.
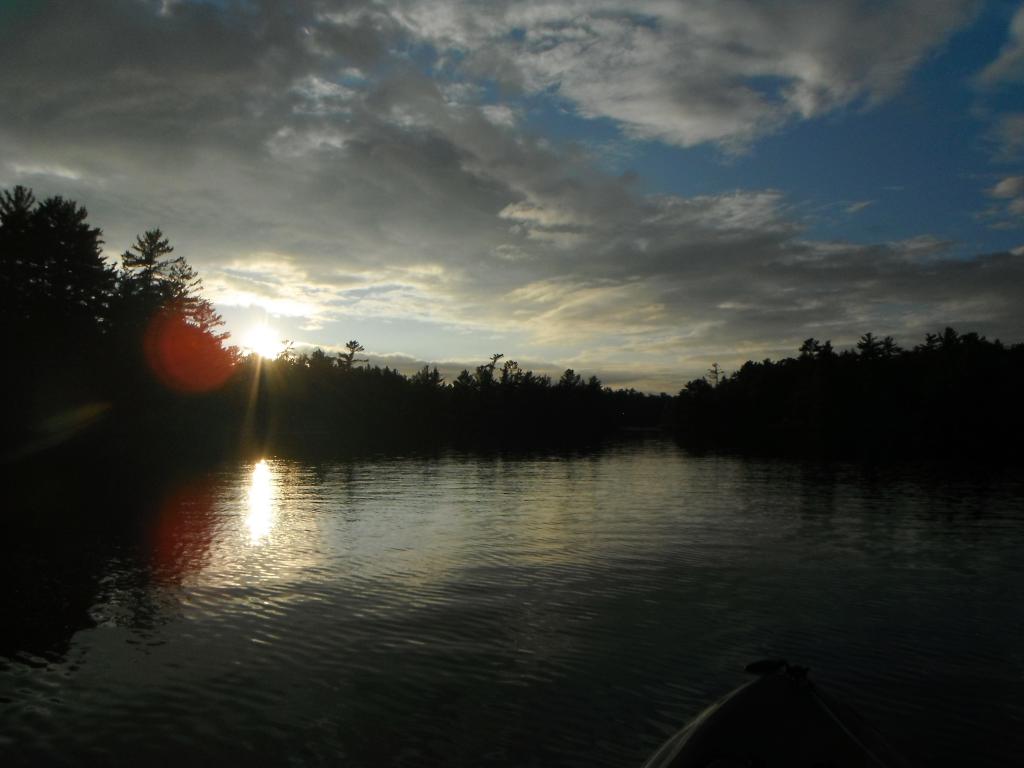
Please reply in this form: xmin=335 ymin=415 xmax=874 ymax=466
xmin=242 ymin=324 xmax=285 ymax=359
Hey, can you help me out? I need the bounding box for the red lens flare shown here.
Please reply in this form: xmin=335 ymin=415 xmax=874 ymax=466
xmin=144 ymin=310 xmax=234 ymax=393
xmin=151 ymin=480 xmax=217 ymax=582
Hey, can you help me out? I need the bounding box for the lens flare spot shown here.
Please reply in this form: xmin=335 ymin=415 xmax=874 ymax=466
xmin=144 ymin=310 xmax=234 ymax=393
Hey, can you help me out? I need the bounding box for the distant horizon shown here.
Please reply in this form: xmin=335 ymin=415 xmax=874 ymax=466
xmin=3 ymin=1 xmax=1024 ymax=390
xmin=248 ymin=325 xmax=1019 ymax=396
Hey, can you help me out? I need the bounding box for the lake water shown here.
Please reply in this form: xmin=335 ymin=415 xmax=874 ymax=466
xmin=2 ymin=441 xmax=1022 ymax=766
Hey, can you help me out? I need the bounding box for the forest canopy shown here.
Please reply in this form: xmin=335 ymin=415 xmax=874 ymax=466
xmin=670 ymin=330 xmax=1024 ymax=460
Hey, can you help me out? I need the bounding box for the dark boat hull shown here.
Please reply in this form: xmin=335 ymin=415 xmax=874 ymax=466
xmin=643 ymin=662 xmax=907 ymax=768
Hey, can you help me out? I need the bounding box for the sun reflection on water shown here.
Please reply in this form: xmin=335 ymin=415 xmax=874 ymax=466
xmin=246 ymin=459 xmax=276 ymax=544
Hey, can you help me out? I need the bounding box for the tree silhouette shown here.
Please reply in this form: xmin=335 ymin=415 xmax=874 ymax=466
xmin=122 ymin=229 xmax=174 ymax=288
xmin=881 ymin=336 xmax=901 ymax=359
xmin=558 ymin=368 xmax=582 ymax=388
xmin=118 ymin=228 xmax=225 ymax=338
xmin=0 ymin=186 xmax=38 ymax=325
xmin=10 ymin=185 xmax=1021 ymax=466
xmin=500 ymin=359 xmax=522 ymax=387
xmin=798 ymin=339 xmax=820 ymax=360
xmin=671 ymin=328 xmax=1024 ymax=460
xmin=472 ymin=353 xmax=504 ymax=388
xmin=856 ymin=332 xmax=881 ymax=359
xmin=411 ymin=365 xmax=444 ymax=388
xmin=336 ymin=340 xmax=367 ymax=371
xmin=2 ymin=185 xmax=673 ymax=463
xmin=0 ymin=187 xmax=115 ymax=337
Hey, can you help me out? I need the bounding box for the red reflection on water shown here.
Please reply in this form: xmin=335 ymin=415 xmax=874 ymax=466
xmin=151 ymin=480 xmax=217 ymax=582
xmin=144 ymin=310 xmax=234 ymax=393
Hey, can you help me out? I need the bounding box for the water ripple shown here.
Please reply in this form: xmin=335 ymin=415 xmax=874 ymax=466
xmin=2 ymin=444 xmax=1023 ymax=766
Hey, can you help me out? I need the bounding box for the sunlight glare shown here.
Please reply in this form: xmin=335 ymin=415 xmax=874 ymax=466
xmin=246 ymin=459 xmax=276 ymax=545
xmin=242 ymin=324 xmax=285 ymax=359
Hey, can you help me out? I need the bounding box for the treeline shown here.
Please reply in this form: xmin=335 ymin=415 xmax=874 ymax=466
xmin=0 ymin=186 xmax=239 ymax=462
xmin=669 ymin=331 xmax=1024 ymax=461
xmin=241 ymin=351 xmax=666 ymax=455
xmin=7 ymin=185 xmax=1022 ymax=466
xmin=0 ymin=186 xmax=663 ymax=465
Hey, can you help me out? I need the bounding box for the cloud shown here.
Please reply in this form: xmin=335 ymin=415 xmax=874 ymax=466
xmin=975 ymin=11 xmax=1024 ymax=169
xmin=203 ymin=257 xmax=339 ymax=327
xmin=394 ymin=0 xmax=977 ymax=150
xmin=845 ymin=200 xmax=875 ymax=214
xmin=9 ymin=162 xmax=84 ymax=181
xmin=480 ymin=104 xmax=519 ymax=127
xmin=989 ymin=175 xmax=1024 ymax=198
xmin=988 ymin=112 xmax=1024 ymax=162
xmin=977 ymin=6 xmax=1024 ymax=86
xmin=982 ymin=175 xmax=1024 ymax=227
xmin=1 ymin=0 xmax=1020 ymax=386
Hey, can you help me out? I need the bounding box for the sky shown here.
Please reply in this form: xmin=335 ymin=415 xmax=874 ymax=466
xmin=2 ymin=0 xmax=1024 ymax=392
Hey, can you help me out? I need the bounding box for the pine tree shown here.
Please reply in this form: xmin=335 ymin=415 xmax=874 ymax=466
xmin=336 ymin=340 xmax=368 ymax=371
xmin=119 ymin=228 xmax=226 ymax=337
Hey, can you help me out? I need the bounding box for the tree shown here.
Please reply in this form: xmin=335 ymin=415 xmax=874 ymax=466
xmin=881 ymin=336 xmax=901 ymax=359
xmin=474 ymin=353 xmax=503 ymax=388
xmin=707 ymin=362 xmax=723 ymax=387
xmin=682 ymin=377 xmax=712 ymax=395
xmin=309 ymin=347 xmax=333 ymax=370
xmin=856 ymin=332 xmax=881 ymax=359
xmin=0 ymin=185 xmax=34 ymax=230
xmin=799 ymin=339 xmax=820 ymax=360
xmin=558 ymin=368 xmax=582 ymax=389
xmin=186 ymin=297 xmax=229 ymax=341
xmin=119 ymin=228 xmax=226 ymax=338
xmin=411 ymin=365 xmax=444 ymax=388
xmin=500 ymin=359 xmax=522 ymax=387
xmin=940 ymin=327 xmax=960 ymax=350
xmin=122 ymin=229 xmax=174 ymax=289
xmin=0 ymin=186 xmax=37 ymax=325
xmin=336 ymin=340 xmax=367 ymax=371
xmin=0 ymin=187 xmax=115 ymax=333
